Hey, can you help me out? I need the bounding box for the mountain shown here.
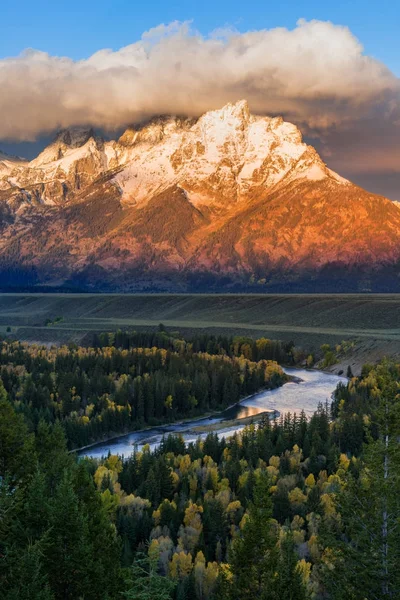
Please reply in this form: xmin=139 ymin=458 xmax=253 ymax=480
xmin=0 ymin=150 xmax=27 ymax=181
xmin=1 ymin=100 xmax=400 ymax=292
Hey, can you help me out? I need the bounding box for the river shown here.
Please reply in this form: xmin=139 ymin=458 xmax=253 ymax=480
xmin=78 ymin=368 xmax=346 ymax=459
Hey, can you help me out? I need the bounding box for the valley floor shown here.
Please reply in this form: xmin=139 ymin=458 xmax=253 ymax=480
xmin=0 ymin=293 xmax=399 ymax=371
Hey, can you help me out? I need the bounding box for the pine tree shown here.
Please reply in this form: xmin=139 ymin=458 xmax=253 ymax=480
xmin=0 ymin=382 xmax=36 ymax=483
xmin=4 ymin=541 xmax=55 ymax=600
xmin=321 ymin=365 xmax=400 ymax=599
xmin=156 ymin=456 xmax=174 ymax=500
xmin=45 ymin=470 xmax=92 ymax=600
xmin=18 ymin=469 xmax=51 ymax=541
xmin=124 ymin=553 xmax=175 ymax=600
xmin=274 ymin=532 xmax=308 ymax=600
xmin=73 ymin=461 xmax=123 ymax=597
xmin=322 ymin=436 xmax=400 ymax=599
xmin=229 ymin=472 xmax=279 ymax=599
xmin=203 ymin=498 xmax=228 ymax=561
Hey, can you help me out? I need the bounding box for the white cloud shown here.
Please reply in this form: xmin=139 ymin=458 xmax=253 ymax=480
xmin=0 ymin=18 xmax=399 ymax=182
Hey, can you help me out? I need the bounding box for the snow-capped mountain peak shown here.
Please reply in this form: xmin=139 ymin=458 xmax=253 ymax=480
xmin=111 ymin=100 xmax=348 ymax=208
xmin=1 ymin=101 xmax=350 ymax=208
xmin=54 ymin=127 xmax=97 ymax=148
xmin=0 ymin=100 xmax=398 ymax=293
xmin=30 ymin=127 xmax=101 ymax=168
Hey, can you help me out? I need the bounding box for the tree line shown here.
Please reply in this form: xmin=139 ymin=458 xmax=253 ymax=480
xmin=0 ymin=331 xmax=289 ymax=449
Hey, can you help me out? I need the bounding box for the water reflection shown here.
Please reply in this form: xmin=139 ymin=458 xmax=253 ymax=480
xmin=79 ymin=368 xmax=346 ymax=460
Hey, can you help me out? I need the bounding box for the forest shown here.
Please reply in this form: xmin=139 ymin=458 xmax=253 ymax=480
xmin=0 ymin=330 xmax=291 ymax=449
xmin=1 ymin=332 xmax=399 ymax=599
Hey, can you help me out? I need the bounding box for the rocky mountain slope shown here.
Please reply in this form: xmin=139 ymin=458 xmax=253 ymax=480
xmin=1 ymin=100 xmax=400 ymax=292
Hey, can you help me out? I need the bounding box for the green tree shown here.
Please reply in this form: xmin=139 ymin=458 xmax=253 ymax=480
xmin=0 ymin=381 xmax=36 ymax=483
xmin=45 ymin=470 xmax=92 ymax=600
xmin=124 ymin=553 xmax=176 ymax=600
xmin=321 ymin=364 xmax=400 ymax=599
xmin=322 ymin=437 xmax=400 ymax=599
xmin=3 ymin=540 xmax=55 ymax=600
xmin=228 ymin=472 xmax=279 ymax=599
xmin=274 ymin=532 xmax=308 ymax=600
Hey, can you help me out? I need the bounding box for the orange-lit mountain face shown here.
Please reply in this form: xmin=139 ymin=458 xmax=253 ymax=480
xmin=1 ymin=100 xmax=400 ymax=292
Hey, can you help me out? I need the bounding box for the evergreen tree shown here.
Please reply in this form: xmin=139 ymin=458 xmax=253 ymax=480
xmin=0 ymin=382 xmax=36 ymax=483
xmin=45 ymin=470 xmax=92 ymax=599
xmin=124 ymin=553 xmax=176 ymax=600
xmin=203 ymin=498 xmax=228 ymax=561
xmin=3 ymin=541 xmax=55 ymax=600
xmin=321 ymin=368 xmax=400 ymax=600
xmin=274 ymin=532 xmax=308 ymax=600
xmin=228 ymin=472 xmax=279 ymax=599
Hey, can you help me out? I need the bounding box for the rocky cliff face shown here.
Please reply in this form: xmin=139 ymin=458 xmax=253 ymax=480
xmin=0 ymin=100 xmax=399 ymax=292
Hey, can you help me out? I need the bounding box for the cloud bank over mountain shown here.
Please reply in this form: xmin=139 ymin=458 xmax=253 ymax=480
xmin=1 ymin=19 xmax=400 ymax=195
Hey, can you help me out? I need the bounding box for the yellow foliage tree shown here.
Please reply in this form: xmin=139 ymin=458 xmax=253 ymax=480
xmin=169 ymin=551 xmax=193 ymax=580
xmin=194 ymin=551 xmax=219 ymax=600
xmin=305 ymin=473 xmax=316 ymax=488
xmin=288 ymin=487 xmax=307 ymax=505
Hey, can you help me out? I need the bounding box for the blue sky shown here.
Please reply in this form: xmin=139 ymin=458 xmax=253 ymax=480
xmin=1 ymin=0 xmax=399 ymax=75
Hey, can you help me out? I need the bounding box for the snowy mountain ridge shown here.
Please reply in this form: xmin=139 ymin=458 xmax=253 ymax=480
xmin=0 ymin=100 xmax=349 ymax=208
xmin=0 ymin=100 xmax=399 ymax=292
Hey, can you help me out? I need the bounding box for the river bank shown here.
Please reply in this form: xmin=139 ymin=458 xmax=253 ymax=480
xmin=137 ymin=409 xmax=280 ymax=447
xmin=72 ymin=375 xmax=293 ymax=454
xmin=79 ymin=368 xmax=346 ymax=459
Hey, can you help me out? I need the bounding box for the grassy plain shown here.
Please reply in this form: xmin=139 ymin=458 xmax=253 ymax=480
xmin=0 ymin=293 xmax=399 ymax=370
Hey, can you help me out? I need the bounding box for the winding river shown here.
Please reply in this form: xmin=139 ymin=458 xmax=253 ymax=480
xmin=79 ymin=368 xmax=346 ymax=459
